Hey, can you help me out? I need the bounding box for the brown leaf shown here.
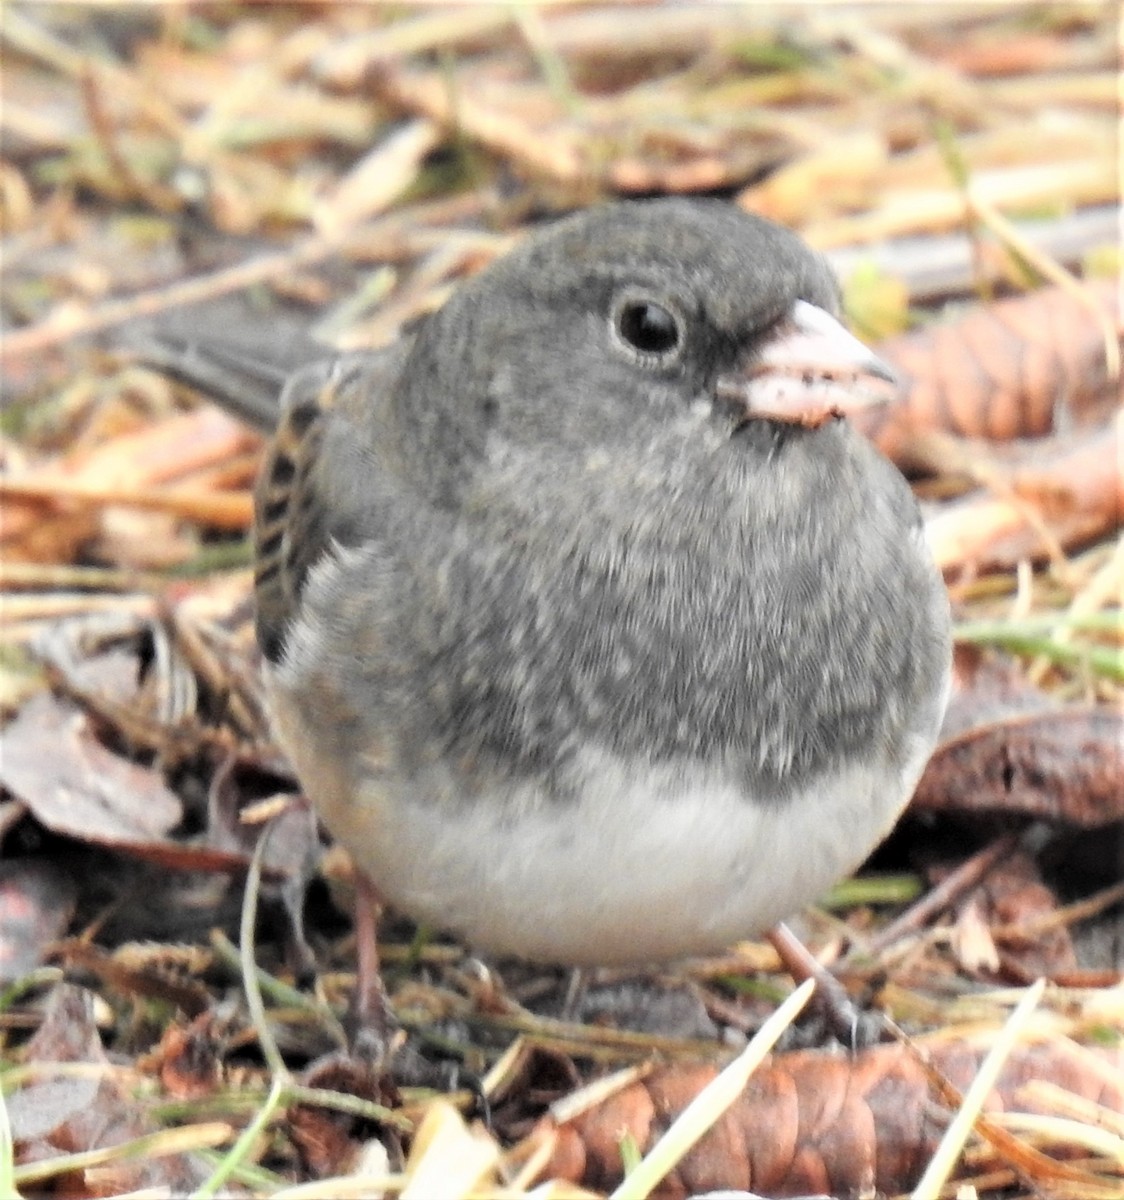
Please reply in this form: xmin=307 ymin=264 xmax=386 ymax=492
xmin=289 ymin=1053 xmax=401 ymax=1179
xmin=36 ymin=599 xmax=267 ymax=762
xmin=912 ymin=705 xmax=1124 ymax=827
xmin=7 ymin=986 xmax=103 ymax=1147
xmin=911 ymin=646 xmax=1123 ymax=827
xmin=150 ymin=1008 xmax=232 ymax=1101
xmin=0 ymin=691 xmax=183 ymax=846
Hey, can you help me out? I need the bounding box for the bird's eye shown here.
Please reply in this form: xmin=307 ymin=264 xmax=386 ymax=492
xmin=614 ymin=299 xmax=682 ymax=360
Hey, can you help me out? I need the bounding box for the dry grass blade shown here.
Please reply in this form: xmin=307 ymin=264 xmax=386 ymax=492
xmin=994 ymin=1111 xmax=1124 ymax=1161
xmin=10 ymin=1123 xmax=233 ymax=1189
xmin=0 ymin=1082 xmax=14 ymax=1200
xmin=0 ymin=194 xmax=482 ymax=363
xmin=312 ymin=119 xmax=443 ymax=237
xmin=179 ymin=822 xmax=291 ymax=1198
xmin=964 ymin=194 xmax=1120 ymax=380
xmin=912 ymin=979 xmax=1054 ymax=1200
xmin=0 ymin=477 xmax=254 ymax=529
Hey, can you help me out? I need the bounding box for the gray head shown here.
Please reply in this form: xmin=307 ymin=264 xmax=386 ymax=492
xmin=390 ymin=199 xmax=889 ymax=505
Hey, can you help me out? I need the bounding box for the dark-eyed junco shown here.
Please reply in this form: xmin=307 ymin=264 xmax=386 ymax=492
xmin=146 ymin=199 xmax=951 ymax=969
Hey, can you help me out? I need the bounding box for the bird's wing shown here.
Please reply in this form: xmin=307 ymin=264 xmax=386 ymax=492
xmin=250 ymin=350 xmax=406 ymax=661
xmin=132 ymin=314 xmax=410 ymax=662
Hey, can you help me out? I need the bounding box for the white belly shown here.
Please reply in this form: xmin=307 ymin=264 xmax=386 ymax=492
xmin=297 ymin=737 xmax=928 ymax=966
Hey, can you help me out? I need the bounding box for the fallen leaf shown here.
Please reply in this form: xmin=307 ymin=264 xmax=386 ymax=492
xmin=913 ymin=705 xmax=1124 ymax=827
xmin=0 ymin=691 xmax=182 ymax=845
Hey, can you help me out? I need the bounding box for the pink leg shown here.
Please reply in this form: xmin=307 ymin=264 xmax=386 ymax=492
xmin=348 ymin=870 xmax=395 ymax=1054
xmin=767 ymin=921 xmax=874 ymax=1047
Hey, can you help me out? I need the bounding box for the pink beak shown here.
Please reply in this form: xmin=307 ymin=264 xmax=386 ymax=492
xmin=717 ymin=300 xmax=899 ymax=428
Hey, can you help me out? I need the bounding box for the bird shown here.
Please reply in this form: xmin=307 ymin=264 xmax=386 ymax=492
xmin=143 ymin=198 xmax=951 ymax=980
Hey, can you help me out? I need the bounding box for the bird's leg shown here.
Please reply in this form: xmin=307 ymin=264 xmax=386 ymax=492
xmin=767 ymin=921 xmax=882 ymax=1048
xmin=346 ymin=870 xmax=397 ymax=1061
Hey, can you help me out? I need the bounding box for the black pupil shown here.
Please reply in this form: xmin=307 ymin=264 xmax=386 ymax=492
xmin=619 ymin=301 xmax=679 ymax=355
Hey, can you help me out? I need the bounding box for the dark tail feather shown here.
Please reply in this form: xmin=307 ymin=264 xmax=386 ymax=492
xmin=132 ymin=332 xmax=296 ymax=432
xmin=124 ymin=303 xmax=330 ymax=432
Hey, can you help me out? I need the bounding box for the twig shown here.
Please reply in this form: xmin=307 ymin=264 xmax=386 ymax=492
xmin=0 ymin=194 xmax=482 ymax=365
xmin=863 ymin=833 xmax=1022 ymax=958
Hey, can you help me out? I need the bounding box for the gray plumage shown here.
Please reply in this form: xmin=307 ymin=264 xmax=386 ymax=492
xmin=145 ymin=198 xmax=951 ymax=964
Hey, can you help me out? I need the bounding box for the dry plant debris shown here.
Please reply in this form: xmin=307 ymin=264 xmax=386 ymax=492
xmin=0 ymin=4 xmax=1120 ymax=1198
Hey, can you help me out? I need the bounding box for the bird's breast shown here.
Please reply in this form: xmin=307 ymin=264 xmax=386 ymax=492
xmin=422 ymin=498 xmax=911 ymax=794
